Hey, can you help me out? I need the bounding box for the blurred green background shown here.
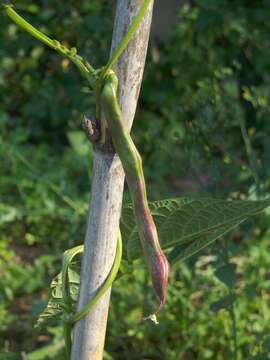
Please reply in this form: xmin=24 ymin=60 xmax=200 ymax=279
xmin=1 ymin=0 xmax=270 ymax=359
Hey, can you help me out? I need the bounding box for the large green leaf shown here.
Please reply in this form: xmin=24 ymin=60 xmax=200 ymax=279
xmin=120 ymin=197 xmax=270 ymax=263
xmin=37 ymin=197 xmax=270 ymax=327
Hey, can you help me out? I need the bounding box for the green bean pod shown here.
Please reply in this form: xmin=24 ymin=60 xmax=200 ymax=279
xmin=100 ymin=71 xmax=170 ymax=313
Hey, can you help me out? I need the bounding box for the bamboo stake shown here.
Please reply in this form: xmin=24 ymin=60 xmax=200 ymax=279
xmin=71 ymin=1 xmax=154 ymax=359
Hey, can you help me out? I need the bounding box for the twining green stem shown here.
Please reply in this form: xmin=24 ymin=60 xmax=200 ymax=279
xmin=100 ymin=71 xmax=169 ymax=312
xmin=60 ymin=245 xmax=83 ymax=359
xmin=61 ymin=245 xmax=84 ymax=308
xmin=4 ymin=5 xmax=54 ymax=47
xmin=98 ymin=0 xmax=153 ymax=140
xmin=62 ymin=231 xmax=122 ymax=359
xmin=3 ymin=5 xmax=96 ymax=85
xmin=3 ymin=1 xmax=153 ymax=86
xmin=3 ymin=1 xmax=153 ymax=121
xmin=63 ymin=322 xmax=72 ymax=360
xmin=61 ymin=234 xmax=122 ymax=359
xmin=69 ymin=233 xmax=122 ymax=324
xmin=102 ymin=0 xmax=153 ymax=77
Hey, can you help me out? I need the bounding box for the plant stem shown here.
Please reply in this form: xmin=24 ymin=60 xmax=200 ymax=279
xmin=63 ymin=322 xmax=72 ymax=360
xmin=4 ymin=5 xmax=56 ymax=48
xmin=3 ymin=5 xmax=96 ymax=85
xmin=224 ymin=238 xmax=238 ymax=360
xmin=102 ymin=0 xmax=153 ymax=76
xmin=238 ymin=116 xmax=260 ymax=189
xmin=229 ymin=299 xmax=238 ymax=360
xmin=68 ymin=233 xmax=122 ymax=324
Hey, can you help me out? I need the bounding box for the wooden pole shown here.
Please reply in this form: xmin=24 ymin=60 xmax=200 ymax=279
xmin=71 ymin=1 xmax=154 ymax=359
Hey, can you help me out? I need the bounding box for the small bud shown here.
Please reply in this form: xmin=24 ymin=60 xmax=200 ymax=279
xmin=82 ymin=115 xmax=100 ymax=143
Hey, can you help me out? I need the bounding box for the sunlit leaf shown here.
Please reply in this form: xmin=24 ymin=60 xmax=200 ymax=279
xmin=121 ymin=197 xmax=270 ymax=263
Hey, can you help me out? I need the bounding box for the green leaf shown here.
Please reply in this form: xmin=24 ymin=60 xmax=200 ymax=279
xmin=35 ymin=297 xmax=64 ymax=329
xmin=121 ymin=197 xmax=270 ymax=263
xmin=36 ymin=263 xmax=81 ymax=328
xmin=215 ymin=264 xmax=237 ymax=288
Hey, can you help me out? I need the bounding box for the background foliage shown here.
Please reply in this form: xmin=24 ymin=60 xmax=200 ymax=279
xmin=1 ymin=0 xmax=270 ymax=359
